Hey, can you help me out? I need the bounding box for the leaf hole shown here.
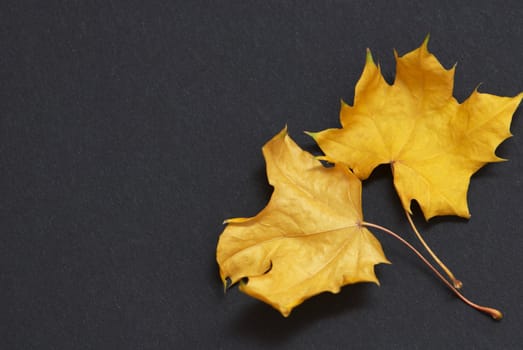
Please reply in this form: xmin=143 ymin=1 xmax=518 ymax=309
xmin=263 ymin=260 xmax=273 ymax=275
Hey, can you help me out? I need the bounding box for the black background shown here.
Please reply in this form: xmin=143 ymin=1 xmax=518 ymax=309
xmin=2 ymin=1 xmax=522 ymax=349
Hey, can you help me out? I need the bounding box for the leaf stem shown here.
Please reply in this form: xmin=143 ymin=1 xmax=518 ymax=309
xmin=360 ymin=221 xmax=502 ymax=320
xmin=405 ymin=211 xmax=463 ymax=289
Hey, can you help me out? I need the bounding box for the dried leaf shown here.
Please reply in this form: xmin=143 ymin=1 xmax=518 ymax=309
xmin=310 ymin=38 xmax=523 ymax=219
xmin=216 ymin=127 xmax=389 ymax=316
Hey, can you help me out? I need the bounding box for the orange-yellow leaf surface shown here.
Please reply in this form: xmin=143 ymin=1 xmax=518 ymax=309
xmin=310 ymin=38 xmax=523 ymax=220
xmin=216 ymin=127 xmax=389 ymax=317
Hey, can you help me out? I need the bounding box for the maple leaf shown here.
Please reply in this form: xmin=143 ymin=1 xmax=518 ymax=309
xmin=216 ymin=127 xmax=389 ymax=317
xmin=309 ymin=38 xmax=523 ymax=220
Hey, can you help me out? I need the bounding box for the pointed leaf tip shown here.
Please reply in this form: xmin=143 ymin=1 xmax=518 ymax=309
xmin=277 ymin=125 xmax=288 ymax=138
xmin=366 ymin=48 xmax=374 ymax=64
xmin=304 ymin=130 xmax=317 ymax=139
xmin=423 ymin=33 xmax=430 ymax=48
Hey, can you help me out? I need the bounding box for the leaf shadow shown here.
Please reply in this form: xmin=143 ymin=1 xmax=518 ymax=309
xmin=363 ymin=163 xmax=394 ymax=186
xmin=252 ymin=164 xmax=273 ymax=204
xmin=207 ymin=236 xmax=229 ymax=299
xmin=224 ymin=282 xmax=373 ymax=345
xmin=301 ymin=140 xmax=324 ymax=158
xmin=360 ymin=164 xmax=406 ymax=225
xmin=411 ymin=201 xmax=466 ymax=227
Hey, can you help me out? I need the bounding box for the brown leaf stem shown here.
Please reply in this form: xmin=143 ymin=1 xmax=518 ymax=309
xmin=361 ymin=221 xmax=502 ymax=320
xmin=405 ymin=211 xmax=463 ymax=289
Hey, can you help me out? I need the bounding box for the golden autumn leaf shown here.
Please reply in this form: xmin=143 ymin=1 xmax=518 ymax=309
xmin=309 ymin=38 xmax=523 ymax=220
xmin=216 ymin=127 xmax=389 ymax=317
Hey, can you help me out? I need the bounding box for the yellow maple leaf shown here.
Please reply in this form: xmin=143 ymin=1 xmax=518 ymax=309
xmin=216 ymin=127 xmax=389 ymax=317
xmin=309 ymin=38 xmax=523 ymax=220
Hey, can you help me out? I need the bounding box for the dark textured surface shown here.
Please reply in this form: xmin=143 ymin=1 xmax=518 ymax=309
xmin=1 ymin=1 xmax=522 ymax=349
